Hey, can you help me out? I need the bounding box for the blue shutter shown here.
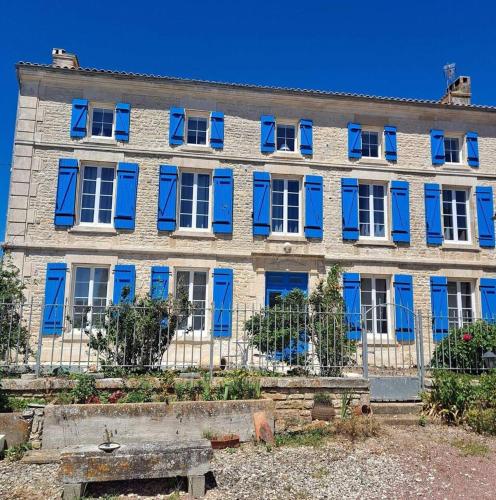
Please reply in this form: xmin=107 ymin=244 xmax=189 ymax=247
xmin=213 ymin=168 xmax=233 ymax=234
xmin=394 ymin=275 xmax=414 ymax=342
xmin=348 ymin=123 xmax=362 ymax=159
xmin=70 ymin=99 xmax=88 ymax=138
xmin=260 ymin=115 xmax=275 ymax=153
xmin=113 ymin=265 xmax=136 ymax=304
xmin=466 ymin=131 xmax=479 ymax=167
xmin=213 ymin=268 xmax=233 ymax=337
xmin=150 ymin=266 xmax=170 ymax=300
xmin=210 ymin=112 xmax=224 ymax=149
xmin=391 ymin=180 xmax=410 ymax=243
xmin=114 ymin=163 xmax=139 ymax=230
xmin=253 ymin=172 xmax=270 ymax=236
xmin=480 ymin=278 xmax=496 ymax=323
xmin=42 ymin=263 xmax=67 ymax=335
xmin=169 ymin=107 xmax=185 ymax=145
xmin=115 ymin=102 xmax=131 ymax=142
xmin=157 ymin=165 xmax=178 ymax=232
xmin=430 ymin=129 xmax=445 ymax=165
xmin=300 ymin=119 xmax=313 ymax=155
xmin=430 ymin=276 xmax=448 ymax=342
xmin=343 ymin=273 xmax=361 ymax=340
xmin=384 ymin=125 xmax=397 ymax=161
xmin=304 ymin=175 xmax=323 ymax=239
xmin=341 ymin=178 xmax=359 ymax=241
xmin=54 ymin=158 xmax=79 ymax=227
xmin=476 ymin=186 xmax=495 ymax=248
xmin=424 ymin=183 xmax=443 ymax=245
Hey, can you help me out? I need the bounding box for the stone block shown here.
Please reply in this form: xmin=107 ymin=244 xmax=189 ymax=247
xmin=0 ymin=413 xmax=31 ymax=448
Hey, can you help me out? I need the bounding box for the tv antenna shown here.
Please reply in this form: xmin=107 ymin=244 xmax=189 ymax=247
xmin=443 ymin=63 xmax=456 ymax=88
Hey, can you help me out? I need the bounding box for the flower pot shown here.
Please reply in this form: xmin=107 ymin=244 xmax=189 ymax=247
xmin=210 ymin=435 xmax=240 ymax=450
xmin=311 ymin=403 xmax=336 ymax=422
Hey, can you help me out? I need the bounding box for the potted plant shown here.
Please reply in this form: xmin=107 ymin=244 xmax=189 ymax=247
xmin=311 ymin=392 xmax=336 ymax=421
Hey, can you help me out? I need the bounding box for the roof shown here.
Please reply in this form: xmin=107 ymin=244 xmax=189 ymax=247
xmin=16 ymin=61 xmax=496 ymax=112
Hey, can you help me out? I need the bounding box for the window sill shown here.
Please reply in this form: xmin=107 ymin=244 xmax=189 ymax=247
xmin=270 ymin=151 xmax=303 ymax=159
xmin=69 ymin=226 xmax=117 ymax=235
xmin=179 ymin=145 xmax=214 ymax=153
xmin=83 ymin=137 xmax=118 ymax=145
xmin=357 ymin=158 xmax=389 ymax=166
xmin=171 ymin=230 xmax=216 ymax=240
xmin=266 ymin=234 xmax=308 ymax=243
xmin=354 ymin=239 xmax=396 ymax=248
xmin=441 ymin=244 xmax=481 ymax=252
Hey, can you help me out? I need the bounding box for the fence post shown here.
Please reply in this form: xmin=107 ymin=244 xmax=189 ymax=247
xmin=34 ymin=301 xmax=45 ymax=377
xmin=416 ymin=310 xmax=425 ymax=390
xmin=209 ymin=304 xmax=215 ymax=379
xmin=361 ymin=319 xmax=369 ymax=379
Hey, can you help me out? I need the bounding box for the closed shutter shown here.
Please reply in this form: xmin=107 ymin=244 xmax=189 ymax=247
xmin=476 ymin=186 xmax=495 ymax=248
xmin=260 ymin=115 xmax=275 ymax=153
xmin=213 ymin=268 xmax=233 ymax=337
xmin=391 ymin=180 xmax=410 ymax=243
xmin=54 ymin=158 xmax=79 ymax=227
xmin=42 ymin=263 xmax=67 ymax=335
xmin=114 ymin=163 xmax=139 ymax=230
xmin=466 ymin=131 xmax=479 ymax=167
xmin=430 ymin=276 xmax=448 ymax=342
xmin=480 ymin=278 xmax=496 ymax=323
xmin=384 ymin=125 xmax=397 ymax=161
xmin=213 ymin=168 xmax=233 ymax=234
xmin=430 ymin=129 xmax=445 ymax=165
xmin=253 ymin=172 xmax=270 ymax=236
xmin=343 ymin=273 xmax=361 ymax=340
xmin=304 ymin=175 xmax=323 ymax=239
xmin=115 ymin=102 xmax=131 ymax=142
xmin=300 ymin=119 xmax=313 ymax=155
xmin=150 ymin=266 xmax=170 ymax=300
xmin=113 ymin=265 xmax=136 ymax=304
xmin=157 ymin=165 xmax=178 ymax=231
xmin=169 ymin=107 xmax=185 ymax=145
xmin=210 ymin=112 xmax=224 ymax=149
xmin=394 ymin=275 xmax=414 ymax=342
xmin=424 ymin=183 xmax=443 ymax=245
xmin=70 ymin=99 xmax=88 ymax=138
xmin=348 ymin=122 xmax=362 ymax=159
xmin=341 ymin=178 xmax=359 ymax=240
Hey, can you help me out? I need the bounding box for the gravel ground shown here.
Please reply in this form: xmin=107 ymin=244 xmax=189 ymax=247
xmin=1 ymin=424 xmax=495 ymax=499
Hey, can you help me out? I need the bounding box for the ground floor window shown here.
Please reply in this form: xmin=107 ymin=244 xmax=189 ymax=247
xmin=447 ymin=281 xmax=473 ymax=329
xmin=265 ymin=272 xmax=308 ymax=307
xmin=361 ymin=277 xmax=389 ymax=335
xmin=175 ymin=270 xmax=208 ymax=332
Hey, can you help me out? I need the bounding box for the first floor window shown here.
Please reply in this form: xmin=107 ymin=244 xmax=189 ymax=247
xmin=72 ymin=266 xmax=109 ymax=329
xmin=91 ymin=108 xmax=114 ymax=138
xmin=361 ymin=277 xmax=388 ymax=335
xmin=276 ymin=124 xmax=296 ymax=152
xmin=187 ymin=116 xmax=208 ymax=145
xmin=359 ymin=183 xmax=386 ymax=238
xmin=79 ymin=165 xmax=115 ymax=225
xmin=175 ymin=270 xmax=207 ymax=332
xmin=442 ymin=188 xmax=469 ymax=242
xmin=447 ymin=281 xmax=473 ymax=329
xmin=444 ymin=137 xmax=460 ymax=163
xmin=271 ymin=179 xmax=300 ymax=234
xmin=179 ymin=172 xmax=211 ymax=230
xmin=361 ymin=130 xmax=379 ymax=158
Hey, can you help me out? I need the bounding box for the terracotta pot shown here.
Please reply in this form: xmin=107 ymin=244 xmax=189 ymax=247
xmin=210 ymin=435 xmax=240 ymax=450
xmin=311 ymin=403 xmax=336 ymax=421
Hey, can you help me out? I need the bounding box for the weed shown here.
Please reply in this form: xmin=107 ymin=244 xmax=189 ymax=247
xmin=314 ymin=392 xmax=333 ymax=406
xmin=4 ymin=442 xmax=32 ymax=462
xmin=418 ymin=415 xmax=427 ymax=427
xmin=275 ymin=428 xmax=333 ymax=448
xmin=333 ymin=415 xmax=381 ymax=441
xmin=451 ymin=437 xmax=489 ymax=457
xmin=312 ymin=467 xmax=329 ymax=479
xmin=5 ymin=397 xmax=46 ymax=412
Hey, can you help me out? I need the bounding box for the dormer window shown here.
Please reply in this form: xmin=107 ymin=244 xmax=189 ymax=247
xmin=361 ymin=130 xmax=380 ymax=158
xmin=91 ymin=108 xmax=114 ymax=138
xmin=444 ymin=137 xmax=461 ymax=163
xmin=276 ymin=124 xmax=296 ymax=152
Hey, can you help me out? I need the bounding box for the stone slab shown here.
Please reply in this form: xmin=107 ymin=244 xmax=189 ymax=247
xmin=0 ymin=413 xmax=31 ymax=448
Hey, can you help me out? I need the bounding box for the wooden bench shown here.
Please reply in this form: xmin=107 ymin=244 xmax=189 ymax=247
xmin=60 ymin=440 xmax=213 ymax=499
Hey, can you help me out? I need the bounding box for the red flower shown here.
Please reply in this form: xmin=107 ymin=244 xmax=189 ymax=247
xmin=85 ymin=395 xmax=101 ymax=404
xmin=108 ymin=390 xmax=125 ymax=404
xmin=462 ymin=333 xmax=473 ymax=342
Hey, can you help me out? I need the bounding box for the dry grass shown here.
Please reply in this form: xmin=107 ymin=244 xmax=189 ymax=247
xmin=333 ymin=415 xmax=382 ymax=441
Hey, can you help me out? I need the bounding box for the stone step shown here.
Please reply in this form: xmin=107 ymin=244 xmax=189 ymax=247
xmin=22 ymin=449 xmax=61 ymax=464
xmin=374 ymin=414 xmax=424 ymax=426
xmin=371 ymin=402 xmax=422 ymax=415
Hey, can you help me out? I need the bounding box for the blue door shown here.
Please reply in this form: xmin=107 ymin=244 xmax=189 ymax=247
xmin=265 ymin=272 xmax=308 ymax=307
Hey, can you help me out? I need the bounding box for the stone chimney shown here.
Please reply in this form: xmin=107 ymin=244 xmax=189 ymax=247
xmin=51 ymin=48 xmax=79 ymax=69
xmin=440 ymin=76 xmax=471 ymax=105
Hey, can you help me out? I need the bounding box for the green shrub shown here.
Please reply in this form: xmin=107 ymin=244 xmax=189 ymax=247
xmin=314 ymin=392 xmax=333 ymax=406
xmin=69 ymin=373 xmax=98 ymax=404
xmin=4 ymin=442 xmax=31 ymax=462
xmin=120 ymin=378 xmax=154 ymax=403
xmin=6 ymin=397 xmax=46 ymax=412
xmin=466 ymin=408 xmax=496 ymax=435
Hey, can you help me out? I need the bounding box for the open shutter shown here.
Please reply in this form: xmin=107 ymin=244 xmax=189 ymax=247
xmin=150 ymin=266 xmax=170 ymax=300
xmin=115 ymin=102 xmax=131 ymax=142
xmin=157 ymin=165 xmax=178 ymax=231
xmin=260 ymin=115 xmax=275 ymax=153
xmin=54 ymin=158 xmax=79 ymax=227
xmin=391 ymin=180 xmax=410 ymax=243
xmin=343 ymin=273 xmax=361 ymax=340
xmin=70 ymin=99 xmax=88 ymax=138
xmin=430 ymin=129 xmax=445 ymax=165
xmin=304 ymin=175 xmax=323 ymax=239
xmin=213 ymin=168 xmax=233 ymax=234
xmin=430 ymin=276 xmax=448 ymax=342
xmin=42 ymin=263 xmax=67 ymax=335
xmin=210 ymin=112 xmax=224 ymax=149
xmin=253 ymin=172 xmax=270 ymax=236
xmin=300 ymin=119 xmax=313 ymax=155
xmin=113 ymin=265 xmax=136 ymax=304
xmin=466 ymin=131 xmax=479 ymax=167
xmin=114 ymin=163 xmax=139 ymax=230
xmin=213 ymin=268 xmax=233 ymax=337
xmin=341 ymin=178 xmax=359 ymax=240
xmin=384 ymin=125 xmax=397 ymax=161
xmin=476 ymin=186 xmax=495 ymax=248
xmin=394 ymin=275 xmax=414 ymax=342
xmin=169 ymin=107 xmax=185 ymax=145
xmin=424 ymin=183 xmax=443 ymax=245
xmin=480 ymin=278 xmax=496 ymax=323
xmin=348 ymin=122 xmax=362 ymax=159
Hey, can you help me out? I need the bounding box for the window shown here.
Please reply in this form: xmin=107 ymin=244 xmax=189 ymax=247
xmin=79 ymin=166 xmax=115 ymax=225
xmin=359 ymin=183 xmax=386 ymax=238
xmin=91 ymin=108 xmax=114 ymax=138
xmin=72 ymin=266 xmax=109 ymax=330
xmin=361 ymin=131 xmax=380 ymax=158
xmin=187 ymin=116 xmax=208 ymax=145
xmin=276 ymin=124 xmax=296 ymax=152
xmin=175 ymin=270 xmax=207 ymax=332
xmin=361 ymin=277 xmax=389 ymax=335
xmin=271 ymin=179 xmax=300 ymax=234
xmin=179 ymin=172 xmax=211 ymax=230
xmin=442 ymin=188 xmax=470 ymax=243
xmin=444 ymin=137 xmax=461 ymax=163
xmin=447 ymin=281 xmax=474 ymax=329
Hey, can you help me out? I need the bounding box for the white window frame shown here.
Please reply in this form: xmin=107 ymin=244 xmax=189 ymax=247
xmin=361 ymin=128 xmax=382 ymax=159
xmin=177 ymin=170 xmax=213 ymax=232
xmin=447 ymin=280 xmax=475 ymax=329
xmin=441 ymin=187 xmax=471 ymax=244
xmin=358 ymin=182 xmax=388 ymax=240
xmin=77 ymin=163 xmax=116 ymax=227
xmin=275 ymin=121 xmax=298 ymax=153
xmin=185 ymin=110 xmax=210 ymax=146
xmin=89 ymin=104 xmax=115 ymax=140
xmin=444 ymin=135 xmax=464 ymax=165
xmin=360 ymin=275 xmax=391 ymax=338
xmin=270 ymin=177 xmax=302 ymax=236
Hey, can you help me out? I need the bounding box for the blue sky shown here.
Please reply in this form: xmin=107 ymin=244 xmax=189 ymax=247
xmin=1 ymin=0 xmax=495 ymax=244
